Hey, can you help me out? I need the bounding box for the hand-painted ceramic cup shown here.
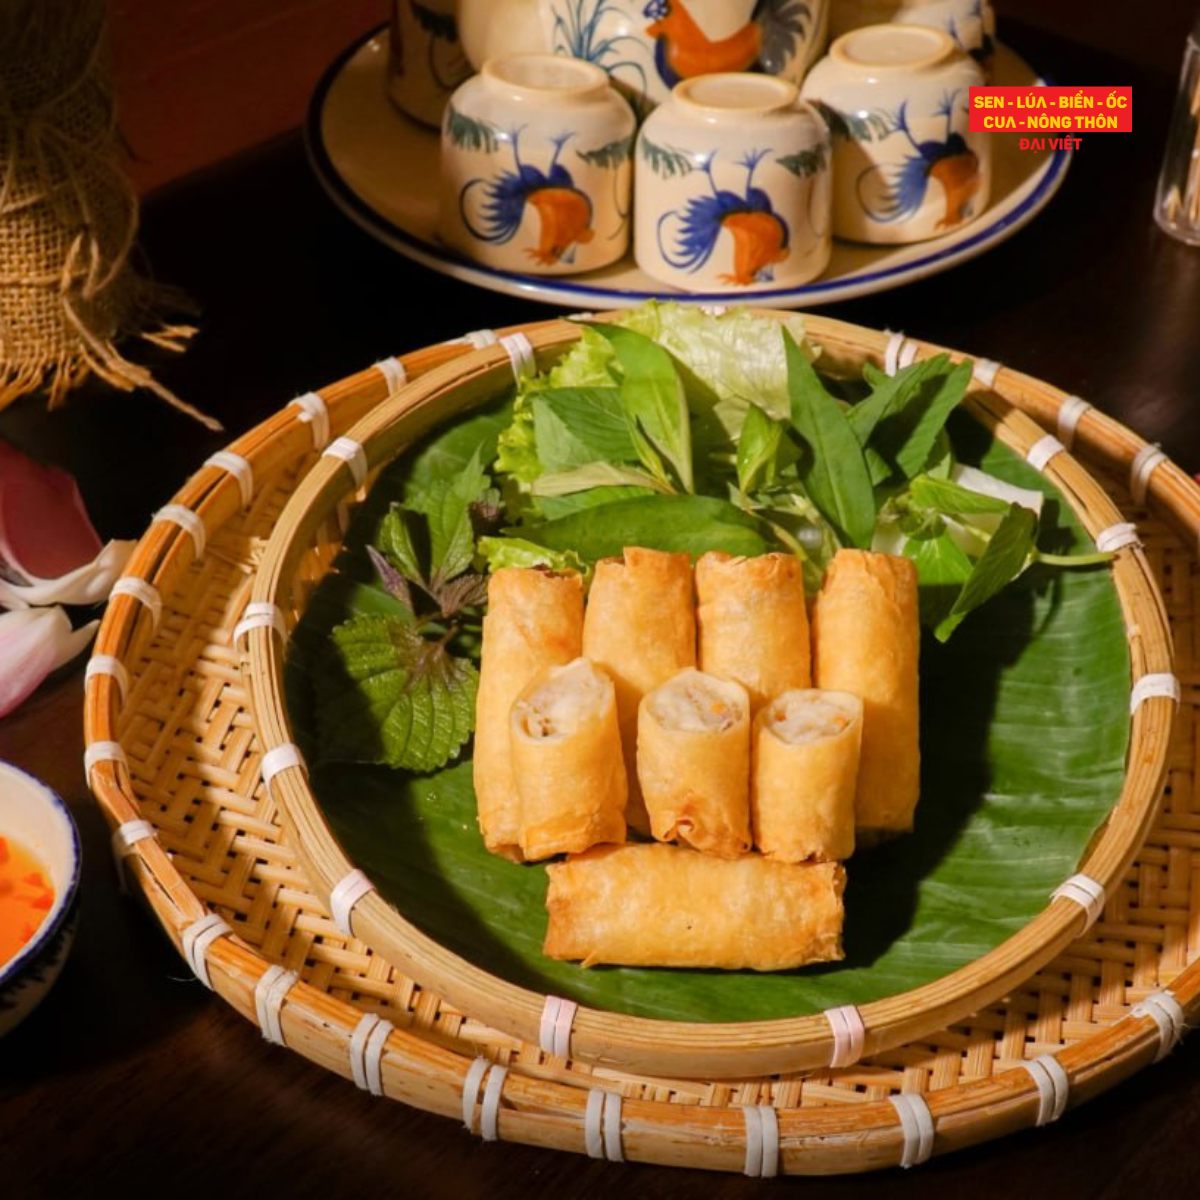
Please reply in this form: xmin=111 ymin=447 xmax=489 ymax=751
xmin=458 ymin=0 xmax=831 ymax=117
xmin=801 ymin=25 xmax=989 ymax=243
xmin=828 ymin=0 xmax=996 ymax=69
xmin=634 ymin=73 xmax=832 ymax=291
xmin=387 ymin=0 xmax=472 ymax=128
xmin=439 ymin=55 xmax=636 ymax=274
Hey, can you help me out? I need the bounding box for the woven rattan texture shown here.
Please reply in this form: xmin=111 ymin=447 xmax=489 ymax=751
xmin=86 ymin=348 xmax=1199 ymax=1172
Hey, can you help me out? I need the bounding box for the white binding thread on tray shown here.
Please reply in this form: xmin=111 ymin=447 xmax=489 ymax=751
xmin=584 ymin=1090 xmax=625 ymax=1162
xmin=181 ymin=913 xmax=231 ymax=990
xmin=373 ymin=356 xmax=408 ymax=395
xmin=500 ymin=332 xmax=536 ymax=381
xmin=1130 ymin=444 xmax=1168 ymax=506
xmin=1026 ymin=435 xmax=1065 ymax=473
xmin=349 ymin=1012 xmax=395 ymax=1095
xmin=742 ymin=1105 xmax=780 ymax=1178
xmin=883 ymin=332 xmax=912 ymax=377
xmin=462 ymin=1057 xmax=491 ymax=1131
xmin=480 ymin=1063 xmax=509 ymax=1141
xmin=1052 ymin=873 xmax=1106 ymax=929
xmin=539 ymin=995 xmax=578 ymax=1058
xmin=85 ymin=655 xmax=129 ymax=702
xmin=1057 ymin=395 xmax=1092 ymax=448
xmin=260 ymin=743 xmax=306 ymax=795
xmin=234 ymin=602 xmax=286 ymax=647
xmin=460 ymin=328 xmax=499 ymax=348
xmin=110 ymin=577 xmax=163 ymax=629
xmin=1131 ymin=672 xmax=1182 ymax=713
xmin=85 ymin=740 xmax=128 ymax=787
xmin=1094 ymin=522 xmax=1141 ymax=553
xmin=972 ymin=358 xmax=1002 ymax=388
xmin=110 ymin=818 xmax=155 ymax=892
xmin=824 ymin=1003 xmax=866 ymax=1068
xmin=1131 ymin=990 xmax=1186 ymax=1062
xmin=290 ymin=391 xmax=331 ymax=449
xmin=204 ymin=450 xmax=254 ymax=508
xmin=323 ymin=436 xmax=368 ymax=489
xmin=330 ymin=868 xmax=376 ymax=937
xmin=1020 ymin=1054 xmax=1070 ymax=1126
xmin=699 ymin=304 xmax=729 ymax=316
xmin=154 ymin=504 xmax=207 ymax=558
xmin=888 ymin=1093 xmax=935 ymax=1168
xmin=254 ymin=965 xmax=300 ymax=1047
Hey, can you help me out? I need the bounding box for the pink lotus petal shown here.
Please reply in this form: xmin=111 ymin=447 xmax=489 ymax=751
xmin=0 ymin=539 xmax=134 ymax=610
xmin=0 ymin=440 xmax=103 ymax=582
xmin=0 ymin=607 xmax=97 ymax=718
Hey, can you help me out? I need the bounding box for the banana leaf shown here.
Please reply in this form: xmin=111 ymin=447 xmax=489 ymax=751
xmin=286 ymin=412 xmax=1129 ymax=1022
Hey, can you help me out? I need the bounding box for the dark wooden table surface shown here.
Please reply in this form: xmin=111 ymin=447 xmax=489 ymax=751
xmin=4 ymin=3 xmax=1200 ymax=1195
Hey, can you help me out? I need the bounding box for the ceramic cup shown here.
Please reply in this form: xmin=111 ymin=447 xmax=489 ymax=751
xmin=634 ymin=73 xmax=832 ymax=291
xmin=828 ymin=0 xmax=996 ymax=67
xmin=388 ymin=0 xmax=472 ymax=128
xmin=801 ymin=25 xmax=989 ymax=243
xmin=458 ymin=0 xmax=830 ymax=117
xmin=439 ymin=55 xmax=636 ymax=274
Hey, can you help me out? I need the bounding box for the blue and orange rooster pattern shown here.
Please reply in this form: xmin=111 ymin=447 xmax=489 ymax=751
xmin=642 ymin=0 xmax=812 ymax=87
xmin=852 ymin=93 xmax=982 ymax=231
xmin=459 ymin=130 xmax=596 ymax=267
xmin=656 ymin=150 xmax=790 ymax=286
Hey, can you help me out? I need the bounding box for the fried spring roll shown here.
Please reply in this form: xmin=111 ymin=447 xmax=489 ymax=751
xmin=582 ymin=547 xmax=696 ymax=832
xmin=695 ymin=551 xmax=811 ymax=711
xmin=510 ymin=657 xmax=627 ymax=860
xmin=474 ymin=568 xmax=584 ymax=860
xmin=752 ymin=689 xmax=862 ymax=862
xmin=637 ymin=668 xmax=751 ymax=858
xmin=811 ymin=550 xmax=920 ymax=840
xmin=543 ymin=843 xmax=845 ymax=970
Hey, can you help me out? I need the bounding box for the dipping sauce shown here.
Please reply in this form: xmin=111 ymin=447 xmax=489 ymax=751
xmin=0 ymin=835 xmax=55 ymax=967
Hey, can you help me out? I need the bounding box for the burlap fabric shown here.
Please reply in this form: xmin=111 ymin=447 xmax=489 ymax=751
xmin=0 ymin=0 xmax=217 ymax=427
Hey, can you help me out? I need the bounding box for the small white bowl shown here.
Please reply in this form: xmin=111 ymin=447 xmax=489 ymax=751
xmin=0 ymin=761 xmax=81 ymax=1037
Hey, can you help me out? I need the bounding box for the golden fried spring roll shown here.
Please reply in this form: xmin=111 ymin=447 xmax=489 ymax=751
xmin=582 ymin=547 xmax=695 ymax=832
xmin=474 ymin=568 xmax=584 ymax=860
xmin=510 ymin=657 xmax=627 ymax=860
xmin=811 ymin=550 xmax=920 ymax=841
xmin=637 ymin=668 xmax=751 ymax=858
xmin=752 ymin=689 xmax=862 ymax=863
xmin=695 ymin=551 xmax=811 ymax=711
xmin=544 ymin=843 xmax=845 ymax=970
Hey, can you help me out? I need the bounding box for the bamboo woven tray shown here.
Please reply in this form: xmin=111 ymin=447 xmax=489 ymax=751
xmin=243 ymin=314 xmax=1173 ymax=1079
xmin=83 ymin=319 xmax=1195 ymax=1174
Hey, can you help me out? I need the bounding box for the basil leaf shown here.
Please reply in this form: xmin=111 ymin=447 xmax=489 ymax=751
xmin=531 ymin=387 xmax=638 ymax=470
xmin=592 ymin=324 xmax=694 ymax=493
xmin=934 ymin=504 xmax=1038 ymax=641
xmin=903 ymin=530 xmax=974 ymax=629
xmin=870 ymin=358 xmax=973 ymax=484
xmin=515 ymin=495 xmax=768 ymax=561
xmin=533 ymin=484 xmax=656 ymax=520
xmin=315 ymin=615 xmax=478 ymax=772
xmin=784 ymin=330 xmax=877 ymax=548
xmin=736 ymin=403 xmax=784 ymax=494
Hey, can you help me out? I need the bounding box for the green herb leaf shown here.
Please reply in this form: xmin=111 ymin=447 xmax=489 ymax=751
xmin=934 ymin=504 xmax=1038 ymax=641
xmin=408 ymin=448 xmax=495 ymax=585
xmin=592 ymin=324 xmax=694 ymax=493
xmin=514 ymin=494 xmax=768 ymax=561
xmin=530 ymin=462 xmax=672 ymax=497
xmin=476 ymin=537 xmax=587 ymax=575
xmin=736 ymin=403 xmax=784 ymax=494
xmin=376 ymin=506 xmax=425 ymax=583
xmin=903 ymin=530 xmax=975 ymax=629
xmin=316 ymin=615 xmax=478 ymax=772
xmin=530 ymin=388 xmax=638 ymax=470
xmin=908 ymin=474 xmax=1013 ymax=516
xmin=784 ymin=330 xmax=877 ymax=548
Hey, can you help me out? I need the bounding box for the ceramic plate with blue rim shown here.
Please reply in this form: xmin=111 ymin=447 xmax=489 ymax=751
xmin=306 ymin=28 xmax=1071 ymax=309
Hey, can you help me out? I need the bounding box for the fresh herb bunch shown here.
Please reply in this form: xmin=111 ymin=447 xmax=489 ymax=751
xmin=316 ymin=303 xmax=1107 ymax=774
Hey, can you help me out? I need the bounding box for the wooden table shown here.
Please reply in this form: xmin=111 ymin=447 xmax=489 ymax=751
xmin=3 ymin=4 xmax=1200 ymax=1193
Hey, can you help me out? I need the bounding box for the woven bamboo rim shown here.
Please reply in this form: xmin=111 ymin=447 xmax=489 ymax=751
xmin=82 ymin=316 xmax=1195 ymax=1174
xmin=242 ymin=313 xmax=1175 ymax=1079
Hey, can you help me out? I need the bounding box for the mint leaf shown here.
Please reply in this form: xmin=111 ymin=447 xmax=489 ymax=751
xmin=784 ymin=330 xmax=877 ymax=549
xmin=934 ymin=504 xmax=1038 ymax=642
xmin=317 ymin=615 xmax=478 ymax=772
xmin=409 ymin=448 xmax=496 ymax=585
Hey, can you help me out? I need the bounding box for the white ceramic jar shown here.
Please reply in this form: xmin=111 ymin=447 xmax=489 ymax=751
xmin=634 ymin=73 xmax=832 ymax=291
xmin=387 ymin=0 xmax=472 ymax=128
xmin=458 ymin=0 xmax=830 ymax=116
xmin=801 ymin=24 xmax=988 ymax=243
xmin=828 ymin=0 xmax=996 ymax=65
xmin=439 ymin=55 xmax=636 ymax=274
